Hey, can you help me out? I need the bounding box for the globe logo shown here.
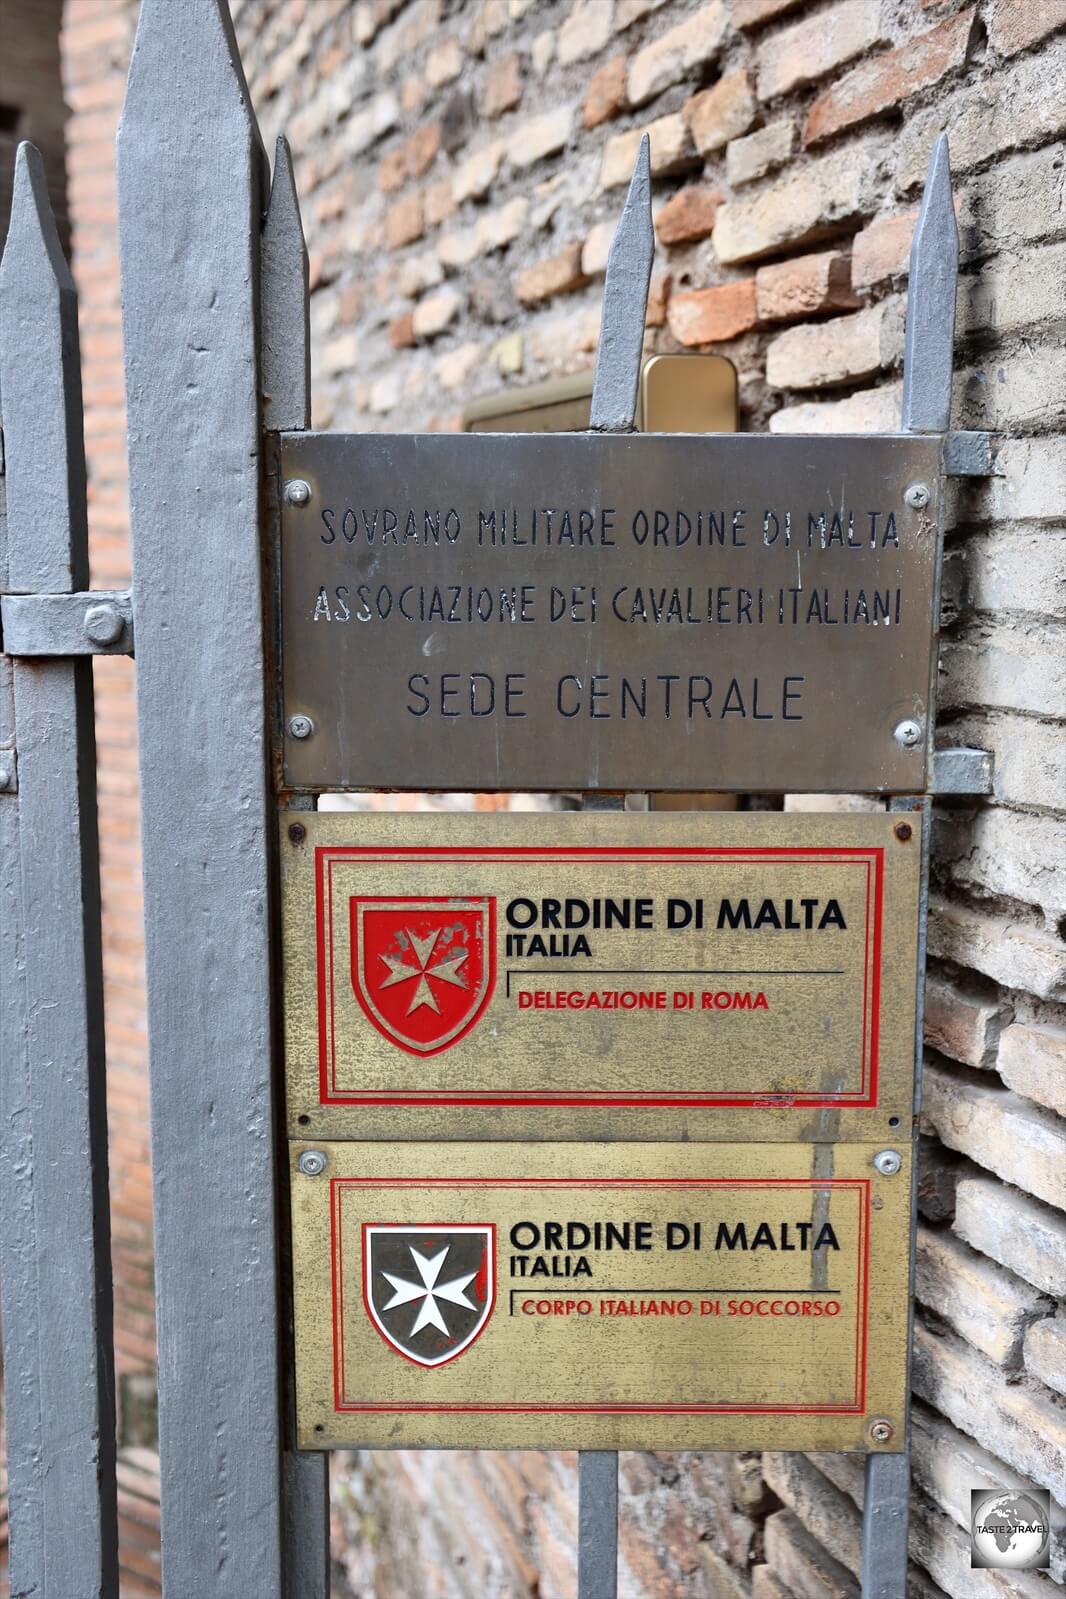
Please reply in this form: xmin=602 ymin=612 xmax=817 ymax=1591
xmin=970 ymin=1488 xmax=1051 ymax=1570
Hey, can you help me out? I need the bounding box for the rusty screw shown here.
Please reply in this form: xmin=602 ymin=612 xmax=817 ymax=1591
xmin=868 ymin=1418 xmax=895 ymax=1445
xmin=288 ymin=821 xmax=306 ymax=845
xmin=894 ymin=821 xmax=913 ymax=842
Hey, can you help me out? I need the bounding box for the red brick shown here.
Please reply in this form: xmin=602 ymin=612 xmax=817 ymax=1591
xmin=424 ymin=178 xmax=456 ymax=227
xmin=584 ymin=54 xmax=627 ymax=128
xmin=756 ymin=0 xmax=886 ymax=101
xmin=377 ymin=146 xmax=407 ymax=193
xmin=805 ymin=10 xmax=976 ymax=145
xmin=682 ymin=70 xmax=756 ymax=155
xmin=987 ymin=0 xmax=1066 ymax=56
xmin=407 ymin=121 xmax=441 ymax=178
xmin=389 ymin=311 xmax=416 ymax=348
xmin=513 ymin=242 xmax=589 ymax=305
xmin=647 ymin=271 xmax=672 ymax=326
xmin=667 ymin=280 xmax=758 ymax=345
xmin=655 ymin=183 xmax=723 ymax=244
xmin=851 ymin=208 xmax=918 ymax=290
xmin=384 ymin=188 xmax=425 ymax=249
xmin=483 ymin=51 xmax=522 ymax=118
xmin=755 ymin=249 xmax=859 ymax=322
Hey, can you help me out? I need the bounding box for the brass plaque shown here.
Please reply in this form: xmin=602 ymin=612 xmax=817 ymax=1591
xmin=291 ymin=1140 xmax=910 ymax=1451
xmin=278 ymin=430 xmax=941 ymax=792
xmin=282 ymin=812 xmax=920 ymax=1143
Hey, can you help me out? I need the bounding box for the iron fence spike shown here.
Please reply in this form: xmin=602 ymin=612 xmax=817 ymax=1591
xmin=1 ymin=142 xmax=76 ymax=300
xmin=262 ymin=135 xmax=310 ymax=430
xmin=590 ymin=133 xmax=653 ymax=433
xmin=0 ymin=141 xmax=89 ymax=588
xmin=123 ymin=0 xmax=268 ymax=201
xmin=901 ymin=132 xmax=958 ymax=434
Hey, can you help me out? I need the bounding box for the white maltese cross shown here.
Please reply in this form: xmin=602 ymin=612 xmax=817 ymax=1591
xmin=379 ymin=1243 xmax=478 ymax=1338
xmin=378 ymin=927 xmax=469 ymax=1016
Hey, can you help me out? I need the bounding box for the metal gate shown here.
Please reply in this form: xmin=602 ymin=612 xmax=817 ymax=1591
xmin=0 ymin=1 xmax=995 ymax=1595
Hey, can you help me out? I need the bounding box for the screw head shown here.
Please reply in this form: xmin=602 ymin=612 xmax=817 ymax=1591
xmin=868 ymin=1418 xmax=895 ymax=1445
xmin=893 ymin=718 xmax=923 ymax=749
xmin=298 ymin=1149 xmax=328 ymax=1177
xmin=287 ymin=714 xmax=314 ymax=741
xmin=893 ymin=821 xmax=913 ymax=843
xmin=288 ymin=821 xmax=307 ymax=845
xmin=285 ymin=478 xmax=311 ymax=507
xmin=904 ymin=482 xmax=930 ymax=510
xmin=874 ymin=1149 xmax=902 ymax=1177
xmin=84 ymin=603 xmax=125 ymax=645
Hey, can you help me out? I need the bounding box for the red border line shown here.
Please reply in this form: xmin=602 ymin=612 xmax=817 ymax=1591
xmin=329 ymin=1176 xmax=870 ymax=1415
xmin=315 ymin=846 xmax=884 ymax=1108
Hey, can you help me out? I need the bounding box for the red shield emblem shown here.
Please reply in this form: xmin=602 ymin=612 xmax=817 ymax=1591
xmin=362 ymin=1223 xmax=496 ymax=1368
xmin=350 ymin=898 xmax=495 ymax=1056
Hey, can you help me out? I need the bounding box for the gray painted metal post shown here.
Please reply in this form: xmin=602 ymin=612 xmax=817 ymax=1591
xmin=118 ymin=2 xmax=285 ymax=1592
xmin=0 ymin=141 xmax=119 ymax=1599
xmin=577 ymin=151 xmax=656 ymax=1593
xmin=262 ymin=131 xmax=331 ymax=1598
xmin=861 ymin=137 xmax=958 ymax=1599
xmin=575 ymin=800 xmax=625 ymax=1597
xmin=579 ymin=1451 xmax=619 ymax=1599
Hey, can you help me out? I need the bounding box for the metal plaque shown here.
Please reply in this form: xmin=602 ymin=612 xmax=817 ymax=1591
xmin=278 ymin=430 xmax=941 ymax=792
xmin=281 ymin=811 xmax=920 ymax=1143
xmin=291 ymin=1139 xmax=910 ymax=1452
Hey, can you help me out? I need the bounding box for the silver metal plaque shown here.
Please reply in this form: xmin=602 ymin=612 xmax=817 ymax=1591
xmin=278 ymin=431 xmax=941 ymax=792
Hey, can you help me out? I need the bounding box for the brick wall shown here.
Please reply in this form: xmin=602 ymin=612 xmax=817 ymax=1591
xmin=44 ymin=0 xmax=1066 ymax=1589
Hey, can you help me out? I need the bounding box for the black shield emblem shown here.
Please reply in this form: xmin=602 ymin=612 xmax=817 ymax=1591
xmin=362 ymin=1223 xmax=496 ymax=1368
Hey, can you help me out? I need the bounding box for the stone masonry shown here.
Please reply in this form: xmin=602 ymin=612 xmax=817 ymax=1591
xmin=44 ymin=0 xmax=1066 ymax=1592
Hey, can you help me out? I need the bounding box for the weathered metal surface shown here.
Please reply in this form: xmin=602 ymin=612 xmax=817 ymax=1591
xmin=862 ymin=1452 xmax=911 ymax=1598
xmin=930 ymin=745 xmax=993 ymax=795
xmin=943 ymin=430 xmax=994 ymax=477
xmin=579 ymin=1453 xmax=618 ymax=1599
xmin=281 ymin=811 xmax=920 ymax=1144
xmin=1 ymin=588 xmax=133 ymax=655
xmin=118 ymin=2 xmax=284 ymax=1593
xmin=901 ymin=136 xmax=958 ymax=435
xmin=279 ymin=430 xmax=942 ymax=793
xmin=590 ymin=135 xmax=652 ymax=434
xmin=0 ymin=140 xmax=119 ymax=1598
xmin=291 ymin=1139 xmax=911 ymax=1451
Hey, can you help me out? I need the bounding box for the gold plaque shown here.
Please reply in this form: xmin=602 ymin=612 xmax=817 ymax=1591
xmin=282 ymin=812 xmax=920 ymax=1143
xmin=291 ymin=1140 xmax=910 ymax=1451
